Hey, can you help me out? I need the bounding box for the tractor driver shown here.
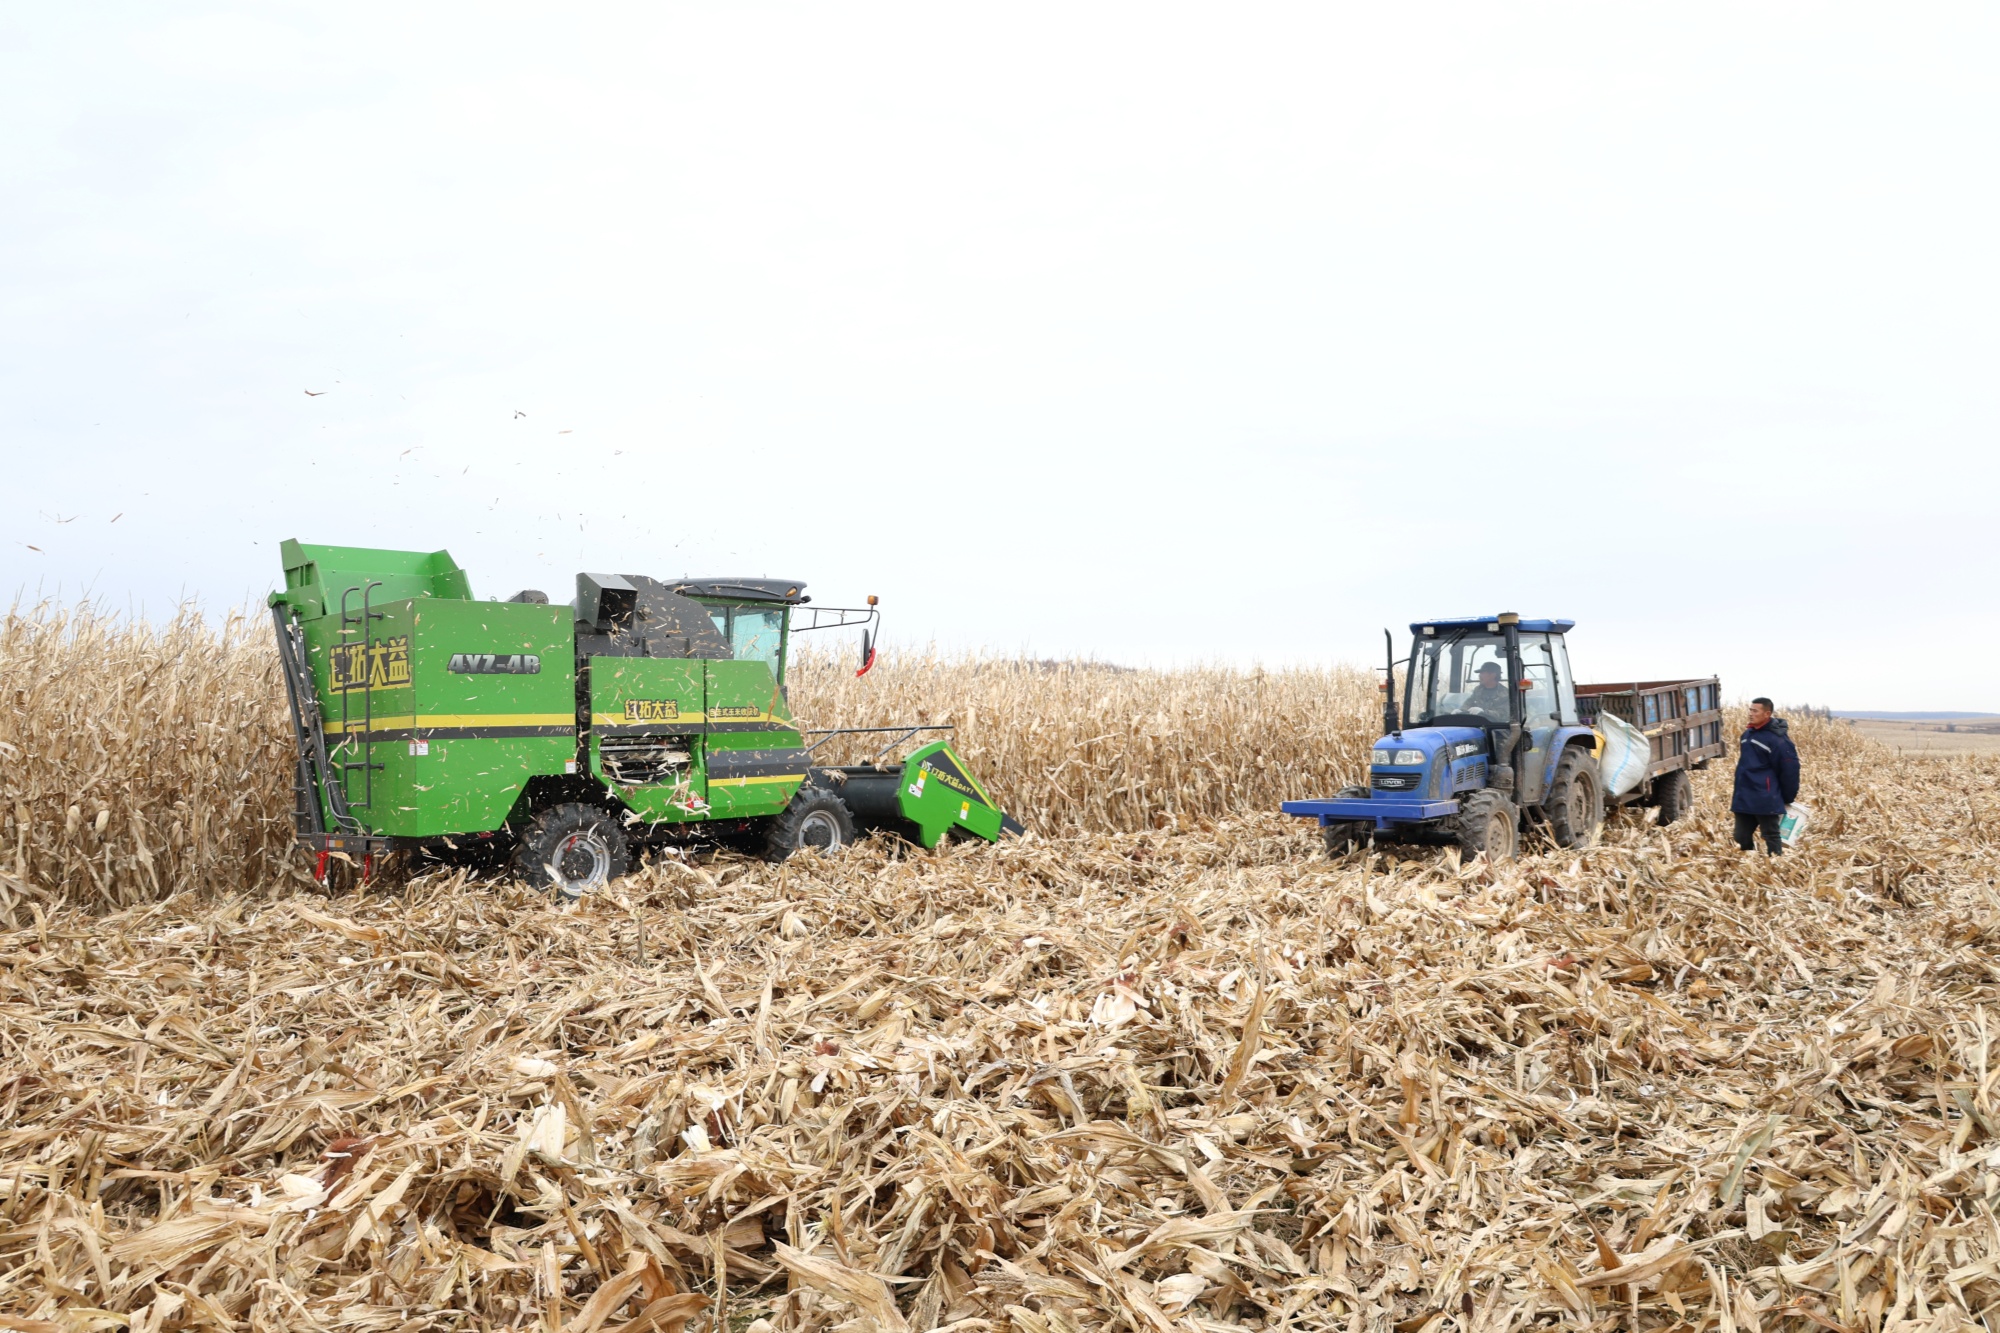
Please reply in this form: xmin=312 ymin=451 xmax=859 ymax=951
xmin=1462 ymin=662 xmax=1513 ymax=719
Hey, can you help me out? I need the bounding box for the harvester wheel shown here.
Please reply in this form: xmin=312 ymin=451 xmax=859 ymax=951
xmin=1545 ymin=746 xmax=1604 ymax=849
xmin=513 ymin=803 xmax=633 ymax=899
xmin=763 ymin=787 xmax=857 ymax=862
xmin=1651 ymin=769 xmax=1693 ymax=826
xmin=1455 ymin=791 xmax=1517 ymax=863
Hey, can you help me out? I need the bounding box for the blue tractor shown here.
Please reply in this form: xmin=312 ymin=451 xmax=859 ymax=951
xmin=1282 ymin=613 xmax=1604 ymax=861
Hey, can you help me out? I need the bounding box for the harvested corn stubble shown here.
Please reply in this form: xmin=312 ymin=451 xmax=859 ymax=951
xmin=4 ymin=712 xmax=2000 ymax=1332
xmin=6 ymin=604 xmax=2000 ymax=1329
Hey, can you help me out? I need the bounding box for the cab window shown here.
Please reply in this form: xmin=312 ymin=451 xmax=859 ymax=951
xmin=703 ymin=603 xmax=787 ymax=680
xmin=1519 ymin=633 xmax=1558 ymax=723
xmin=1408 ymin=631 xmax=1509 ymax=723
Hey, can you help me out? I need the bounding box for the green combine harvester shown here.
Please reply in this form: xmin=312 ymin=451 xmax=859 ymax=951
xmin=269 ymin=540 xmax=1021 ymax=895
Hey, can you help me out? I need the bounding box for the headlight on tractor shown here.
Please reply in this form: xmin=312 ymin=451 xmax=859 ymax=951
xmin=1391 ymin=749 xmax=1426 ymax=765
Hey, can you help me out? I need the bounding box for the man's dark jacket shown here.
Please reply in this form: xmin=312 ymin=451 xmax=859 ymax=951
xmin=1732 ymin=716 xmax=1800 ymax=816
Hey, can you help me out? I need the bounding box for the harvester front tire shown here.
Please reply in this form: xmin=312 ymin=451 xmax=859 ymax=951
xmin=1651 ymin=769 xmax=1693 ymax=826
xmin=1455 ymin=792 xmax=1518 ymax=863
xmin=1544 ymin=747 xmax=1604 ymax=849
xmin=763 ymin=788 xmax=856 ymax=863
xmin=513 ymin=803 xmax=633 ymax=899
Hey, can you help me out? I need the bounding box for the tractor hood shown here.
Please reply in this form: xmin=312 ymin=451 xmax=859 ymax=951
xmin=1371 ymin=726 xmax=1489 ymax=766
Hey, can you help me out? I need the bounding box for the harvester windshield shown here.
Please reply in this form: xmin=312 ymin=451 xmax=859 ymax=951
xmin=704 ymin=603 xmax=788 ymax=679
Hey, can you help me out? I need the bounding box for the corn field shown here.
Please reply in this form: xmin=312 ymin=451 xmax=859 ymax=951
xmin=788 ymin=650 xmax=1381 ymax=837
xmin=6 ymin=599 xmax=2000 ymax=1333
xmin=0 ymin=603 xmax=1378 ymax=909
xmin=0 ymin=603 xmax=298 ymax=911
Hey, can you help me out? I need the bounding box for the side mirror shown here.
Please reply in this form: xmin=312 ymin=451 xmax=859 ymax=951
xmin=856 ymin=594 xmax=880 ymax=677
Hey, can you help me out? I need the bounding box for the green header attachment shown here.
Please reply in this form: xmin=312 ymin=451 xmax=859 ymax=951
xmin=897 ymin=740 xmax=1007 ymax=846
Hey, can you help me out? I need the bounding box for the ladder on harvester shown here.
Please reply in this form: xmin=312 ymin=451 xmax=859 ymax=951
xmin=334 ymin=582 xmax=386 ymax=829
xmin=271 ymin=605 xmax=352 ymax=836
xmin=267 ymin=583 xmax=389 ymax=880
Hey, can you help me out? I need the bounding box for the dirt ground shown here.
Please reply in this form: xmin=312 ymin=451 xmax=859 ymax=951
xmin=1841 ymin=716 xmax=2000 ymax=758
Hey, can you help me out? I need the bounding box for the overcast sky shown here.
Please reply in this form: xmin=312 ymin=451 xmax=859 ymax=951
xmin=3 ymin=5 xmax=1995 ymax=710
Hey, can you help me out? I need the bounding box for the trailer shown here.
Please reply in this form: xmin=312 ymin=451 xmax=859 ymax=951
xmin=1575 ymin=677 xmax=1725 ymax=824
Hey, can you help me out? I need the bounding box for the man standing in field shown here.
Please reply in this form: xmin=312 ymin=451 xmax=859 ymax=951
xmin=1732 ymin=697 xmax=1800 ymax=854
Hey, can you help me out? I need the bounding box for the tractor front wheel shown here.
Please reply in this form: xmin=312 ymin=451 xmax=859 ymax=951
xmin=1323 ymin=823 xmax=1372 ymax=856
xmin=1544 ymin=747 xmax=1604 ymax=849
xmin=763 ymin=787 xmax=857 ymax=862
xmin=1651 ymin=768 xmax=1694 ymax=826
xmin=513 ymin=803 xmax=634 ymax=899
xmin=1455 ymin=791 xmax=1518 ymax=863
xmin=1322 ymin=787 xmax=1371 ymax=857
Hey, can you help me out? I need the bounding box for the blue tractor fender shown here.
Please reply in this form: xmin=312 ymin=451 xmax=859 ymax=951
xmin=1526 ymin=725 xmax=1602 ymax=805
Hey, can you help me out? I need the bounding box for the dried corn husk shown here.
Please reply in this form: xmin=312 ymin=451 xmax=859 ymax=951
xmin=4 ymin=604 xmax=1999 ymax=1331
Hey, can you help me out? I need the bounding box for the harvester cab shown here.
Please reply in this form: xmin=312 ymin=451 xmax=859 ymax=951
xmin=1281 ymin=613 xmax=1604 ymax=861
xmin=269 ymin=540 xmax=1021 ymax=897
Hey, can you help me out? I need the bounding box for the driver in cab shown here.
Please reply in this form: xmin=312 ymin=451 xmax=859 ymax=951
xmin=1463 ymin=662 xmax=1513 ymax=719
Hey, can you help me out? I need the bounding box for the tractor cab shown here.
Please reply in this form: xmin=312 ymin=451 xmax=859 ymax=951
xmin=1396 ymin=616 xmax=1581 ymax=802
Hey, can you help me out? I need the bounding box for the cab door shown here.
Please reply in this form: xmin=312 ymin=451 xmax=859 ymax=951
xmin=1547 ymin=634 xmax=1580 ymax=726
xmin=696 ymin=602 xmax=810 ymax=818
xmin=1516 ymin=633 xmax=1563 ymax=803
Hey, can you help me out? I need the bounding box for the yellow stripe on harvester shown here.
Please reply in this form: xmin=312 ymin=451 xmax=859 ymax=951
xmin=326 ymin=713 xmax=572 ymax=733
xmin=589 ymin=711 xmax=793 ymax=727
xmin=707 ymin=774 xmax=806 ymax=788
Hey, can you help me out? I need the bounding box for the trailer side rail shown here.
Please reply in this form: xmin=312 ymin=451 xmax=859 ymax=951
xmin=1577 ymin=676 xmax=1726 ymax=777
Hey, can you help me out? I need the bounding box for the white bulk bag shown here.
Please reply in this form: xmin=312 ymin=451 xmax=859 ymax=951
xmin=1595 ymin=711 xmax=1651 ymax=798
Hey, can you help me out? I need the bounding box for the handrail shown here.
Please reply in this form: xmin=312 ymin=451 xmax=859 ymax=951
xmin=800 ymin=723 xmax=955 ymax=762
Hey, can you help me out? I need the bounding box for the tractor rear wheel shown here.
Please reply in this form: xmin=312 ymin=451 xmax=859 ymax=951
xmin=1545 ymin=746 xmax=1604 ymax=848
xmin=1651 ymin=768 xmax=1694 ymax=826
xmin=1455 ymin=791 xmax=1518 ymax=863
xmin=763 ymin=787 xmax=857 ymax=862
xmin=513 ymin=803 xmax=633 ymax=899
